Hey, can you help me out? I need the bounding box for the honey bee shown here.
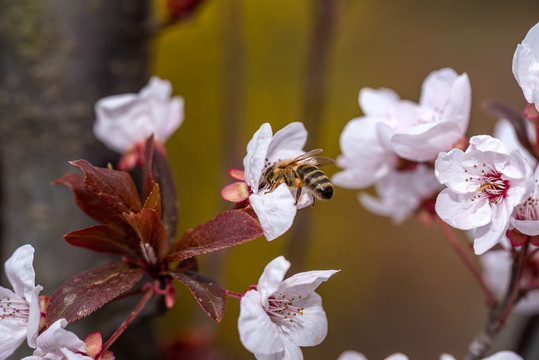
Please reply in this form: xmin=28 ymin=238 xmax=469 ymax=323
xmin=260 ymin=149 xmax=335 ymax=205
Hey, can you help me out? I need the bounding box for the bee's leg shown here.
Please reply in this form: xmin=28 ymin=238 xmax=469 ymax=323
xmin=311 ymin=198 xmax=316 ymax=206
xmin=264 ymin=174 xmax=283 ymax=194
xmin=295 ymin=185 xmax=302 ymax=205
xmin=292 ymin=170 xmax=302 ymax=205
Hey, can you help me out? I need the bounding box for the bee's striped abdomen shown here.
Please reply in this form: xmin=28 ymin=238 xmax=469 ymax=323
xmin=297 ymin=164 xmax=334 ymax=200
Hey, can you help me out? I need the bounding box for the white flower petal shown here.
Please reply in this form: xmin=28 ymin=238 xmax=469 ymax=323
xmin=435 ymin=189 xmax=492 ymax=230
xmin=440 ymin=72 xmax=471 ymax=132
xmin=468 ymin=135 xmax=508 ymax=154
xmin=250 ymin=184 xmax=297 ymax=241
xmin=512 ymin=219 xmax=539 ymax=235
xmin=278 ymin=270 xmax=339 ymax=299
xmin=385 ymin=354 xmax=409 ymax=360
xmin=30 ymin=319 xmax=92 ymax=360
xmin=243 ymin=123 xmax=273 ymax=191
xmin=238 ymin=291 xmax=284 ymax=356
xmin=358 ymin=87 xmax=400 ymax=117
xmin=391 ymin=121 xmax=462 ymax=162
xmin=338 ymin=351 xmax=368 ymax=360
xmin=280 ymin=335 xmax=304 ymax=360
xmin=267 ymin=122 xmax=307 ymax=160
xmin=483 ymin=351 xmax=523 ymax=360
xmin=93 ymin=77 xmax=183 ymax=153
xmin=440 ymin=354 xmax=456 ymax=360
xmin=333 ymin=118 xmax=396 ymax=188
xmin=473 ymin=204 xmax=511 ymax=254
xmin=26 ymin=285 xmax=43 ymax=348
xmin=419 ymin=67 xmax=458 ymax=109
xmin=258 ymin=256 xmax=291 ymax=306
xmin=281 ymin=292 xmax=327 ymax=347
xmin=513 ymin=22 xmax=539 ymax=106
xmin=0 ymin=314 xmax=27 ymax=360
xmin=5 ymin=244 xmax=36 ymax=299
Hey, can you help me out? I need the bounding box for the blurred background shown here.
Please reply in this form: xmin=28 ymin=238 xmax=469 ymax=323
xmin=3 ymin=0 xmax=539 ymax=359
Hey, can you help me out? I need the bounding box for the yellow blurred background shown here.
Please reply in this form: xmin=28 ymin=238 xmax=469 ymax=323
xmin=152 ymin=0 xmax=539 ymax=358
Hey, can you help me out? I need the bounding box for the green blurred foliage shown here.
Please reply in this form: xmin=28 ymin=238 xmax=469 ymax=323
xmin=153 ymin=0 xmax=539 ymax=359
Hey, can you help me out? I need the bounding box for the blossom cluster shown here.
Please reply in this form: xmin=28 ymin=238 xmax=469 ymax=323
xmin=5 ymin=14 xmax=539 ymax=360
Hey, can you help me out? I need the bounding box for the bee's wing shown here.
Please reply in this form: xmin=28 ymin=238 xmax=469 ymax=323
xmin=309 ymin=156 xmax=335 ymax=166
xmin=282 ymin=149 xmax=333 ymax=167
xmin=293 ymin=149 xmax=323 ymax=161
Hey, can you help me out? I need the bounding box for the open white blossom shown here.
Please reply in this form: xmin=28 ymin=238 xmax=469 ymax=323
xmin=93 ymin=76 xmax=184 ymax=153
xmin=334 ymin=68 xmax=470 ymax=192
xmin=435 ymin=135 xmax=534 ymax=254
xmin=22 ymin=319 xmax=93 ymax=360
xmin=0 ymin=244 xmax=42 ymax=360
xmin=337 ymin=351 xmax=522 ymax=360
xmin=243 ymin=122 xmax=315 ymax=240
xmin=238 ymin=256 xmax=338 ymax=360
xmin=513 ymin=21 xmax=539 ymax=110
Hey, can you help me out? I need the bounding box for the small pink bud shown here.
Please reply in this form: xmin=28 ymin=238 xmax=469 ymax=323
xmin=84 ymin=332 xmax=103 ymax=358
xmin=229 ymin=168 xmax=245 ymax=181
xmin=221 ymin=182 xmax=250 ymax=202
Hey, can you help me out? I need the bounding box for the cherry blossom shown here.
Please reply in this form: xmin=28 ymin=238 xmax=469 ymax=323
xmin=93 ymin=76 xmax=184 ymax=168
xmin=444 ymin=351 xmax=522 ymax=360
xmin=238 ymin=256 xmax=338 ymax=360
xmin=512 ymin=21 xmax=539 ymax=111
xmin=435 ymin=135 xmax=534 ymax=254
xmin=241 ymin=122 xmax=315 ymax=240
xmin=22 ymin=319 xmax=93 ymax=360
xmin=359 ymin=164 xmax=442 ymax=224
xmin=337 ymin=352 xmax=407 ymax=360
xmin=334 ymin=68 xmax=470 ymax=191
xmin=0 ymin=244 xmax=43 ymax=360
xmin=337 ymin=351 xmax=522 ymax=360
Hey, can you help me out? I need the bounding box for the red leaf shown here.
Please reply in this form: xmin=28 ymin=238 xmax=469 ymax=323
xmin=124 ymin=209 xmax=167 ymax=259
xmin=54 ymin=173 xmax=124 ymax=227
xmin=64 ymin=225 xmax=136 ymax=255
xmin=70 ymin=159 xmax=142 ymax=217
xmin=46 ymin=262 xmax=143 ymax=326
xmin=165 ymin=210 xmax=263 ymax=262
xmin=143 ymin=137 xmax=178 ymax=244
xmin=143 ymin=183 xmax=162 ymax=218
xmin=169 ymin=270 xmax=225 ymax=322
xmin=142 ymin=136 xmax=157 ymax=203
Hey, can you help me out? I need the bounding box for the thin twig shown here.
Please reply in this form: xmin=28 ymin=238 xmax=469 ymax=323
xmin=435 ymin=215 xmax=496 ymax=306
xmin=100 ymin=282 xmax=155 ymax=355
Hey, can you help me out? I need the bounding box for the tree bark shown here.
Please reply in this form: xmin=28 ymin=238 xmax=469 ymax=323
xmin=0 ymin=0 xmax=157 ymax=357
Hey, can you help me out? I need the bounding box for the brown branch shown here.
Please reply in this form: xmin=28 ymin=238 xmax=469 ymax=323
xmin=464 ymin=240 xmax=529 ymax=360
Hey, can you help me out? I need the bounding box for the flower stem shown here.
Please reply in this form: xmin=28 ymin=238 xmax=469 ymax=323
xmin=464 ymin=239 xmax=529 ymax=360
xmin=99 ymin=282 xmax=155 ymax=355
xmin=225 ymin=290 xmax=243 ymax=299
xmin=435 ymin=215 xmax=496 ymax=306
